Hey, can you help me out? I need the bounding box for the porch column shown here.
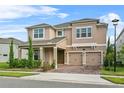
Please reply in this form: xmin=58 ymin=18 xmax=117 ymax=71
xmin=82 ymin=52 xmax=86 ymax=65
xmin=18 ymin=48 xmax=22 ymax=59
xmin=40 ymin=47 xmax=44 ymax=62
xmin=66 ymin=52 xmax=69 ymax=65
xmin=53 ymin=47 xmax=57 ymax=69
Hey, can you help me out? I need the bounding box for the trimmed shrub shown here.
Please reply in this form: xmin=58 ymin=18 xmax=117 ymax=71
xmin=8 ymin=58 xmax=42 ymax=69
xmin=18 ymin=59 xmax=28 ymax=68
xmin=33 ymin=60 xmax=41 ymax=68
xmin=12 ymin=58 xmax=28 ymax=68
xmin=42 ymin=62 xmax=51 ymax=72
xmin=51 ymin=62 xmax=56 ymax=69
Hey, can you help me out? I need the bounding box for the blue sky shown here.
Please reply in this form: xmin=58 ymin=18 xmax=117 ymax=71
xmin=0 ymin=5 xmax=124 ymax=42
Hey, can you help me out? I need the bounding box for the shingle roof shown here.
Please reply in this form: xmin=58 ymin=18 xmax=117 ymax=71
xmin=26 ymin=23 xmax=54 ymax=29
xmin=20 ymin=37 xmax=65 ymax=46
xmin=0 ymin=38 xmax=23 ymax=45
xmin=25 ymin=18 xmax=100 ymax=29
xmin=54 ymin=18 xmax=99 ymax=28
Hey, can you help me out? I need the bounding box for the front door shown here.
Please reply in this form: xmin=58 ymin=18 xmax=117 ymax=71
xmin=57 ymin=50 xmax=64 ymax=64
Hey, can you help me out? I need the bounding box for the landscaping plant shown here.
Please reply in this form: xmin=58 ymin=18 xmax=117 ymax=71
xmin=9 ymin=40 xmax=14 ymax=68
xmin=42 ymin=62 xmax=52 ymax=72
xmin=28 ymin=36 xmax=33 ymax=68
xmin=104 ymin=38 xmax=114 ymax=70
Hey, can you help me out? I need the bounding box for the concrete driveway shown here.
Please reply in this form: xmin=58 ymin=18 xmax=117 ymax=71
xmin=21 ymin=72 xmax=114 ymax=85
xmin=49 ymin=65 xmax=100 ymax=74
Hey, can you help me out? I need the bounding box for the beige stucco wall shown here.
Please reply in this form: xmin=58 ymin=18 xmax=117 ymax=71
xmin=64 ymin=28 xmax=72 ymax=45
xmin=27 ymin=28 xmax=33 ymax=39
xmin=44 ymin=47 xmax=53 ymax=64
xmin=95 ymin=25 xmax=107 ymax=44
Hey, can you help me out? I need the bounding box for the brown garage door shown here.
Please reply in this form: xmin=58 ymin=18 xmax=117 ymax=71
xmin=69 ymin=52 xmax=82 ymax=65
xmin=86 ymin=52 xmax=101 ymax=66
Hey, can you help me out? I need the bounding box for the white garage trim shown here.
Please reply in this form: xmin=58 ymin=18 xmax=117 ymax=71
xmin=67 ymin=43 xmax=106 ymax=47
xmin=66 ymin=52 xmax=69 ymax=65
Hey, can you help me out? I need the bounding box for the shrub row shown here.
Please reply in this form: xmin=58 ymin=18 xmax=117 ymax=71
xmin=11 ymin=58 xmax=41 ymax=68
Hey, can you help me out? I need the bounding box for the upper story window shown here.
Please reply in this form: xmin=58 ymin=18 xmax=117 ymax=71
xmin=33 ymin=28 xmax=44 ymax=39
xmin=57 ymin=30 xmax=64 ymax=37
xmin=76 ymin=26 xmax=92 ymax=38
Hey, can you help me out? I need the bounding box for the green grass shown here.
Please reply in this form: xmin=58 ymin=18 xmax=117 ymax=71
xmin=0 ymin=72 xmax=36 ymax=77
xmin=0 ymin=62 xmax=9 ymax=69
xmin=101 ymin=67 xmax=124 ymax=76
xmin=101 ymin=76 xmax=124 ymax=84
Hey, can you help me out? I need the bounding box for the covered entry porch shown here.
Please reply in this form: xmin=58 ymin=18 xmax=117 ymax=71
xmin=19 ymin=37 xmax=66 ymax=69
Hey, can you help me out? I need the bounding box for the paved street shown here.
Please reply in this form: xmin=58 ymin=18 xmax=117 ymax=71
xmin=0 ymin=77 xmax=124 ymax=88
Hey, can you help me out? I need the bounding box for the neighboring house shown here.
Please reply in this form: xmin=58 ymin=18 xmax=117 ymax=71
xmin=19 ymin=18 xmax=108 ymax=69
xmin=0 ymin=38 xmax=27 ymax=62
xmin=117 ymin=28 xmax=124 ymax=52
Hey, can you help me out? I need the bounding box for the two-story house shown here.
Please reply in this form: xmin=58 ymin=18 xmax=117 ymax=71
xmin=19 ymin=18 xmax=108 ymax=69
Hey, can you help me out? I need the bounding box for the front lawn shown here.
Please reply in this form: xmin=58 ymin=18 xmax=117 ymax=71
xmin=101 ymin=76 xmax=124 ymax=84
xmin=0 ymin=62 xmax=9 ymax=69
xmin=101 ymin=67 xmax=124 ymax=76
xmin=0 ymin=72 xmax=36 ymax=77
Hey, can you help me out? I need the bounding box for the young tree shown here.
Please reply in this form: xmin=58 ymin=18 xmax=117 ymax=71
xmin=28 ymin=36 xmax=33 ymax=68
xmin=104 ymin=38 xmax=114 ymax=69
xmin=9 ymin=40 xmax=14 ymax=68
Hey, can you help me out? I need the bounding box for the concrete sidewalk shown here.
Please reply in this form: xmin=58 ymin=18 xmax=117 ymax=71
xmin=20 ymin=72 xmax=116 ymax=85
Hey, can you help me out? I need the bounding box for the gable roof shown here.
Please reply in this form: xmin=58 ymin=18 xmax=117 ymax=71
xmin=26 ymin=23 xmax=55 ymax=29
xmin=0 ymin=38 xmax=23 ymax=45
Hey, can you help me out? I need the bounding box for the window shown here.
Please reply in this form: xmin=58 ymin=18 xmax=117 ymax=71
xmin=76 ymin=27 xmax=92 ymax=38
xmin=81 ymin=28 xmax=86 ymax=37
xmin=34 ymin=50 xmax=39 ymax=60
xmin=3 ymin=54 xmax=8 ymax=56
xmin=76 ymin=29 xmax=80 ymax=38
xmin=34 ymin=28 xmax=44 ymax=39
xmin=87 ymin=28 xmax=91 ymax=37
xmin=57 ymin=30 xmax=64 ymax=37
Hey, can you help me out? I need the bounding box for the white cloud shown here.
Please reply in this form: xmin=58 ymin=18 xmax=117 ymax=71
xmin=0 ymin=24 xmax=28 ymax=41
xmin=0 ymin=25 xmax=27 ymax=34
xmin=57 ymin=13 xmax=69 ymax=18
xmin=0 ymin=6 xmax=69 ymax=20
xmin=0 ymin=34 xmax=27 ymax=41
xmin=39 ymin=6 xmax=58 ymax=15
xmin=99 ymin=13 xmax=124 ymax=43
xmin=100 ymin=13 xmax=120 ymax=23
